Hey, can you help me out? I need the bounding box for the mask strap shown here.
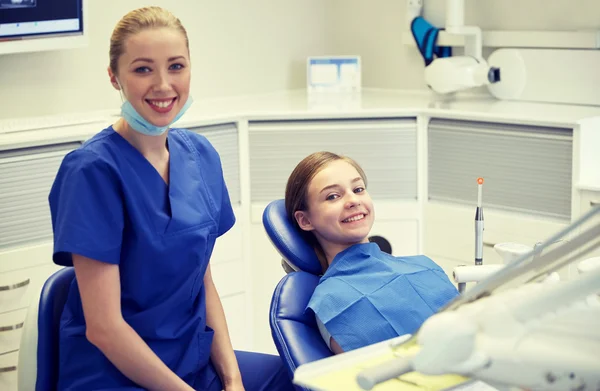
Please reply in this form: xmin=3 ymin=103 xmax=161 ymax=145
xmin=115 ymin=78 xmax=125 ymax=102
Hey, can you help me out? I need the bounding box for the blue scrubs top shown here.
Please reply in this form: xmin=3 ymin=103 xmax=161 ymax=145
xmin=48 ymin=127 xmax=235 ymax=390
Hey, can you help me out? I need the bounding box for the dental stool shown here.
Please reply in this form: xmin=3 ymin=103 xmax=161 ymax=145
xmin=18 ymin=266 xmax=73 ymax=391
xmin=262 ymin=200 xmax=333 ymax=389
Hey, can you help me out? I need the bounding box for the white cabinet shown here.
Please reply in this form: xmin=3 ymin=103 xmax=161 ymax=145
xmin=370 ymin=203 xmax=419 ymax=257
xmin=247 ymin=118 xmax=419 ymax=202
xmin=249 ymin=210 xmax=286 ymax=354
xmin=0 ymin=142 xmax=81 ymax=249
xmin=210 ymin=206 xmax=252 ymax=351
xmin=0 ymin=244 xmax=61 ymax=391
xmin=0 ymin=263 xmax=61 ymax=315
xmin=189 ymin=123 xmax=241 ymax=205
xmin=221 ymin=293 xmax=251 ymax=351
xmin=427 ymin=118 xmax=573 ymax=221
xmin=424 ymin=202 xmax=569 ymax=281
xmin=188 ymin=123 xmax=250 ymax=351
xmin=0 ymin=309 xmax=27 ymax=354
xmin=424 ymin=118 xmax=574 ymax=281
xmin=0 ymin=351 xmax=18 ymax=391
xmin=0 ymin=140 xmax=79 ymax=390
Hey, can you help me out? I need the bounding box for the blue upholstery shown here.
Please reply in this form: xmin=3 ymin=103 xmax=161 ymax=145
xmin=263 ymin=199 xmax=333 ymax=389
xmin=36 ymin=267 xmax=75 ymax=391
xmin=262 ymin=199 xmax=322 ymax=275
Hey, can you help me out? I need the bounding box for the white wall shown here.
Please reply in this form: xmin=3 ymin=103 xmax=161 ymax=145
xmin=325 ymin=0 xmax=600 ymax=92
xmin=2 ymin=0 xmax=600 ymax=118
xmin=0 ymin=0 xmax=332 ymax=119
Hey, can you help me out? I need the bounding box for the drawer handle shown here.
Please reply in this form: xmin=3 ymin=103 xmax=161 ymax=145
xmin=591 ymin=200 xmax=600 ymax=207
xmin=0 ymin=321 xmax=24 ymax=333
xmin=0 ymin=278 xmax=30 ymax=292
xmin=0 ymin=365 xmax=17 ymax=373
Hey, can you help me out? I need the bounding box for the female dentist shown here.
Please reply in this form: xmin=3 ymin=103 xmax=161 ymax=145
xmin=48 ymin=6 xmax=294 ymax=391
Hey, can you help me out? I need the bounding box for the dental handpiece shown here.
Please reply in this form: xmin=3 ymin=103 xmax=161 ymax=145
xmin=475 ymin=177 xmax=484 ymax=266
xmin=356 ymin=356 xmax=414 ymax=390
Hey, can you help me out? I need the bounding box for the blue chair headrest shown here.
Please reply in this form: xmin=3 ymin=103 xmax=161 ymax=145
xmin=262 ymin=199 xmax=322 ymax=275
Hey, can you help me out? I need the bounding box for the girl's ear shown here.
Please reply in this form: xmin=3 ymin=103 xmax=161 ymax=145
xmin=294 ymin=211 xmax=314 ymax=232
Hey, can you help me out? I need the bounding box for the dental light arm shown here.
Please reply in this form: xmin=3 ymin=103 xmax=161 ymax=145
xmin=423 ymin=0 xmax=501 ymax=94
xmin=445 ymin=0 xmax=481 ymax=60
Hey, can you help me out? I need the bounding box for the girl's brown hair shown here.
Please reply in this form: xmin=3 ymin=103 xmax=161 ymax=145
xmin=109 ymin=7 xmax=189 ymax=73
xmin=285 ymin=151 xmax=367 ymax=273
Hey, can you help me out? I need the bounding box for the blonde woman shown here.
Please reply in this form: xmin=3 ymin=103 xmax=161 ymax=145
xmin=49 ymin=7 xmax=293 ymax=391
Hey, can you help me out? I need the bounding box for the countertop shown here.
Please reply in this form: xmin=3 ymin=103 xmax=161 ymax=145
xmin=3 ymin=89 xmax=600 ymax=151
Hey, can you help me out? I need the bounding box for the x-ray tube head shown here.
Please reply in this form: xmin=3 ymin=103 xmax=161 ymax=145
xmin=424 ymin=56 xmax=501 ymax=94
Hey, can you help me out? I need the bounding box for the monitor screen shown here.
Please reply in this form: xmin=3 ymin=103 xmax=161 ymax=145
xmin=0 ymin=0 xmax=83 ymax=41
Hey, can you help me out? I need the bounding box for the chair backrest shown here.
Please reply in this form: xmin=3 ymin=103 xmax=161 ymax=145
xmin=263 ymin=199 xmax=332 ymax=390
xmin=262 ymin=199 xmax=322 ymax=275
xmin=18 ymin=267 xmax=75 ymax=391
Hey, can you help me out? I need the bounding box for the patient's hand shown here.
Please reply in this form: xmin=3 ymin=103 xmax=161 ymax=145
xmin=330 ymin=337 xmax=344 ymax=355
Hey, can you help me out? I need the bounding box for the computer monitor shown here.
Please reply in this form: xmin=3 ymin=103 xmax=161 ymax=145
xmin=0 ymin=0 xmax=87 ymax=55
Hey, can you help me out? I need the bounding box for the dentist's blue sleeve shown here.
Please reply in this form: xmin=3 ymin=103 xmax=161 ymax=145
xmin=49 ymin=150 xmax=124 ymax=266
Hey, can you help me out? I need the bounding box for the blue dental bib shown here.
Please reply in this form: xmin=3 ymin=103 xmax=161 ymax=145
xmin=307 ymin=243 xmax=459 ymax=352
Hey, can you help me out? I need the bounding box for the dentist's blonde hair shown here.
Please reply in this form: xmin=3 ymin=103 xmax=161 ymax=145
xmin=109 ymin=6 xmax=189 ymax=73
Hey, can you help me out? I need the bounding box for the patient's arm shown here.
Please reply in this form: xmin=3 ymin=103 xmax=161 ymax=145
xmin=316 ymin=315 xmax=345 ymax=354
xmin=330 ymin=337 xmax=344 ymax=355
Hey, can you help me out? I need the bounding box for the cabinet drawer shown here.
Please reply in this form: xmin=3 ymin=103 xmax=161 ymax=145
xmin=0 ymin=309 xmax=27 ymax=355
xmin=0 ymin=264 xmax=62 ymax=314
xmin=0 ymin=350 xmax=18 ymax=391
xmin=211 ymin=259 xmax=245 ymax=299
xmin=424 ymin=202 xmax=568 ymax=267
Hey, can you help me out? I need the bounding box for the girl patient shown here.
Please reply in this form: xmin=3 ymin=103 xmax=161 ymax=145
xmin=285 ymin=151 xmax=459 ymax=354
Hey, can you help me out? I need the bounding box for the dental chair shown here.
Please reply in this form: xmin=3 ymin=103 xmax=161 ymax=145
xmin=18 ymin=266 xmax=73 ymax=391
xmin=262 ymin=199 xmax=334 ymax=389
xmin=263 ymin=199 xmax=397 ymax=389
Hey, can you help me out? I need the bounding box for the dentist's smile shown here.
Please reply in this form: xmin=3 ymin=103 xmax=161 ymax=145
xmin=146 ymin=97 xmax=177 ymax=113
